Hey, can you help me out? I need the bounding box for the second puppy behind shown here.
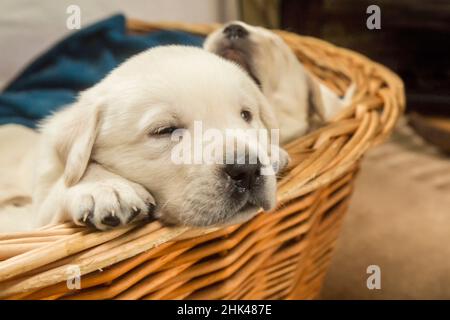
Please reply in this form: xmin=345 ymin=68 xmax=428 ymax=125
xmin=204 ymin=21 xmax=355 ymax=144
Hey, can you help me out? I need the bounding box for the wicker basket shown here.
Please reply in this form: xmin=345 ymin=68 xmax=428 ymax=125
xmin=0 ymin=20 xmax=404 ymax=300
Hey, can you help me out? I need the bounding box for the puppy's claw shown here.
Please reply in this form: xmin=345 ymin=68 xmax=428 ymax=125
xmin=146 ymin=201 xmax=156 ymax=221
xmin=78 ymin=210 xmax=94 ymax=228
xmin=128 ymin=206 xmax=141 ymax=223
xmin=146 ymin=202 xmax=155 ymax=214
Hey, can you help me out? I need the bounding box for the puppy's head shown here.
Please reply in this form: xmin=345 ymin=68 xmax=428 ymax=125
xmin=58 ymin=46 xmax=288 ymax=227
xmin=204 ymin=21 xmax=312 ymax=141
xmin=204 ymin=21 xmax=305 ymax=92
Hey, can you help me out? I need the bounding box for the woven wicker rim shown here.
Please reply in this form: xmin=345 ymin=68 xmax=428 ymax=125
xmin=0 ymin=20 xmax=405 ymax=298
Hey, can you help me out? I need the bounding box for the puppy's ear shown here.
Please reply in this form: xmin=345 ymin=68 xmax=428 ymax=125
xmin=258 ymin=97 xmax=279 ymax=131
xmin=53 ymin=96 xmax=102 ymax=187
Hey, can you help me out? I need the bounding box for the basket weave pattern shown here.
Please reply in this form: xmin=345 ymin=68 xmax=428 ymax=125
xmin=0 ymin=20 xmax=404 ymax=299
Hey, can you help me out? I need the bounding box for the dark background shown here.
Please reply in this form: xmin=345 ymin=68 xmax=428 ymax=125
xmin=279 ymin=0 xmax=450 ymax=116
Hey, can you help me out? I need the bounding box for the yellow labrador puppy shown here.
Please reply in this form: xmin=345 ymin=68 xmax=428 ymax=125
xmin=1 ymin=23 xmax=352 ymax=233
xmin=204 ymin=21 xmax=354 ymax=143
xmin=4 ymin=46 xmax=287 ymax=232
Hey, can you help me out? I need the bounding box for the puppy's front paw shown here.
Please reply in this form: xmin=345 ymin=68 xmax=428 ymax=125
xmin=66 ymin=179 xmax=156 ymax=230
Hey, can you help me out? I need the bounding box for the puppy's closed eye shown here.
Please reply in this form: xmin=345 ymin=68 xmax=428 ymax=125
xmin=151 ymin=126 xmax=179 ymax=136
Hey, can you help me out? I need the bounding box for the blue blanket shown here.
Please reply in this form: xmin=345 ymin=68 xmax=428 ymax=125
xmin=0 ymin=14 xmax=204 ymax=128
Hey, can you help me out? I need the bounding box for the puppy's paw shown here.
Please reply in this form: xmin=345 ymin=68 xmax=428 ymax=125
xmin=66 ymin=179 xmax=156 ymax=230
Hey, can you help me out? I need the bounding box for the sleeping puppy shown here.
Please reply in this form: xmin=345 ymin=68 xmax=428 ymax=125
xmin=204 ymin=21 xmax=354 ymax=143
xmin=3 ymin=23 xmax=353 ymax=232
xmin=27 ymin=46 xmax=289 ymax=231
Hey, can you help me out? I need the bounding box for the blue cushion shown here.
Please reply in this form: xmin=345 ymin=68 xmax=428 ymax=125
xmin=0 ymin=14 xmax=204 ymax=128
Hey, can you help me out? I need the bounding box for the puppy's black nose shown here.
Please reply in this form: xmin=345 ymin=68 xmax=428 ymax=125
xmin=225 ymin=163 xmax=261 ymax=191
xmin=223 ymin=24 xmax=248 ymax=39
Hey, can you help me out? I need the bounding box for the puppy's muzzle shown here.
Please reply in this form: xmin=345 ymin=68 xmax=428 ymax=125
xmin=223 ymin=24 xmax=248 ymax=40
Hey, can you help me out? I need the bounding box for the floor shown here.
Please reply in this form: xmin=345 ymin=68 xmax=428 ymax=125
xmin=321 ymin=120 xmax=450 ymax=299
